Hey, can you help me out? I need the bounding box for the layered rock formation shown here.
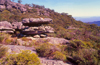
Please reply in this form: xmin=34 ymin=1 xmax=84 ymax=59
xmin=21 ymin=18 xmax=54 ymax=38
xmin=0 ymin=18 xmax=54 ymax=38
xmin=22 ymin=18 xmax=52 ymax=26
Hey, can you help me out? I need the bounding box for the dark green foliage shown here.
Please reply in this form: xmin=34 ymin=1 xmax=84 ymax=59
xmin=36 ymin=43 xmax=59 ymax=57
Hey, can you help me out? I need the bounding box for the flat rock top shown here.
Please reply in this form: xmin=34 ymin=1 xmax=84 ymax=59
xmin=27 ymin=37 xmax=69 ymax=45
xmin=22 ymin=18 xmax=52 ymax=24
xmin=5 ymin=45 xmax=36 ymax=54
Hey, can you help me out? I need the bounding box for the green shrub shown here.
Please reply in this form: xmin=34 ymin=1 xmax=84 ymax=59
xmin=21 ymin=37 xmax=28 ymax=41
xmin=69 ymin=40 xmax=94 ymax=51
xmin=71 ymin=49 xmax=99 ymax=65
xmin=0 ymin=33 xmax=10 ymax=43
xmin=0 ymin=36 xmax=4 ymax=42
xmin=36 ymin=43 xmax=60 ymax=57
xmin=5 ymin=39 xmax=12 ymax=44
xmin=52 ymin=51 xmax=66 ymax=61
xmin=0 ymin=50 xmax=40 ymax=65
xmin=0 ymin=45 xmax=7 ymax=58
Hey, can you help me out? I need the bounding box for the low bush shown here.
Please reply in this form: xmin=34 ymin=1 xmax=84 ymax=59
xmin=5 ymin=38 xmax=12 ymax=44
xmin=0 ymin=33 xmax=10 ymax=43
xmin=0 ymin=45 xmax=7 ymax=58
xmin=52 ymin=51 xmax=66 ymax=61
xmin=71 ymin=49 xmax=99 ymax=65
xmin=36 ymin=43 xmax=60 ymax=57
xmin=0 ymin=50 xmax=40 ymax=65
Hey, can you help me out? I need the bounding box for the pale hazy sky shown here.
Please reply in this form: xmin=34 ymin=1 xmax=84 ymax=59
xmin=14 ymin=0 xmax=100 ymax=17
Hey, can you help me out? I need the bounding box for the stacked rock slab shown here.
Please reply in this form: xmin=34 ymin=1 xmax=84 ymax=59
xmin=0 ymin=21 xmax=14 ymax=33
xmin=0 ymin=18 xmax=54 ymax=38
xmin=22 ymin=18 xmax=54 ymax=38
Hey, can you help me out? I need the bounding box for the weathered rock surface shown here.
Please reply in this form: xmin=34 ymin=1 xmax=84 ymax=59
xmin=0 ymin=0 xmax=10 ymax=5
xmin=22 ymin=18 xmax=52 ymax=26
xmin=12 ymin=22 xmax=25 ymax=30
xmin=0 ymin=21 xmax=14 ymax=33
xmin=40 ymin=34 xmax=47 ymax=38
xmin=33 ymin=35 xmax=40 ymax=38
xmin=22 ymin=30 xmax=45 ymax=35
xmin=22 ymin=26 xmax=54 ymax=35
xmin=0 ymin=0 xmax=28 ymax=12
xmin=0 ymin=5 xmax=6 ymax=9
xmin=40 ymin=58 xmax=71 ymax=65
xmin=5 ymin=45 xmax=36 ymax=54
xmin=0 ymin=21 xmax=12 ymax=29
xmin=27 ymin=37 xmax=69 ymax=45
xmin=39 ymin=26 xmax=54 ymax=33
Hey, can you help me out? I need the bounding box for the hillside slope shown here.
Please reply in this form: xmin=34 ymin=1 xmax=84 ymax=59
xmin=0 ymin=0 xmax=100 ymax=65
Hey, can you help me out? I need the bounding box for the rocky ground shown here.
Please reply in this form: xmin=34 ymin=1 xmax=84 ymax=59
xmin=4 ymin=45 xmax=71 ymax=65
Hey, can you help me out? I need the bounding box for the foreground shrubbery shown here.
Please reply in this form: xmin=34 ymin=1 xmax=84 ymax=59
xmin=0 ymin=45 xmax=7 ymax=58
xmin=52 ymin=51 xmax=66 ymax=61
xmin=0 ymin=50 xmax=40 ymax=65
xmin=67 ymin=40 xmax=100 ymax=65
xmin=35 ymin=43 xmax=66 ymax=61
xmin=35 ymin=40 xmax=100 ymax=65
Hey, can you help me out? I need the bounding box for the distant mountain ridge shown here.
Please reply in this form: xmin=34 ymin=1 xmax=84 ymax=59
xmin=88 ymin=21 xmax=100 ymax=26
xmin=74 ymin=16 xmax=100 ymax=22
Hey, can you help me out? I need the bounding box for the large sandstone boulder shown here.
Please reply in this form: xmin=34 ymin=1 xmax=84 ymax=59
xmin=39 ymin=26 xmax=54 ymax=33
xmin=12 ymin=22 xmax=25 ymax=30
xmin=0 ymin=5 xmax=6 ymax=9
xmin=0 ymin=21 xmax=12 ymax=29
xmin=22 ymin=18 xmax=52 ymax=26
xmin=0 ymin=21 xmax=14 ymax=33
xmin=22 ymin=26 xmax=54 ymax=35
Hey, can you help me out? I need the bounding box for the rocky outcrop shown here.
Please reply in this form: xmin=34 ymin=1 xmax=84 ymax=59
xmin=0 ymin=0 xmax=10 ymax=5
xmin=5 ymin=45 xmax=36 ymax=54
xmin=12 ymin=22 xmax=25 ymax=30
xmin=0 ymin=21 xmax=14 ymax=33
xmin=0 ymin=0 xmax=28 ymax=12
xmin=0 ymin=17 xmax=54 ymax=37
xmin=21 ymin=18 xmax=54 ymax=37
xmin=27 ymin=37 xmax=69 ymax=45
xmin=22 ymin=26 xmax=54 ymax=35
xmin=22 ymin=18 xmax=52 ymax=26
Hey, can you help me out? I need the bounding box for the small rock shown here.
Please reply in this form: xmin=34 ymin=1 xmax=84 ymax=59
xmin=40 ymin=34 xmax=47 ymax=38
xmin=33 ymin=35 xmax=40 ymax=38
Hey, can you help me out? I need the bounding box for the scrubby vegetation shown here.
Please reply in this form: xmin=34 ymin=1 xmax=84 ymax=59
xmin=0 ymin=45 xmax=7 ymax=58
xmin=0 ymin=1 xmax=100 ymax=65
xmin=0 ymin=50 xmax=40 ymax=65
